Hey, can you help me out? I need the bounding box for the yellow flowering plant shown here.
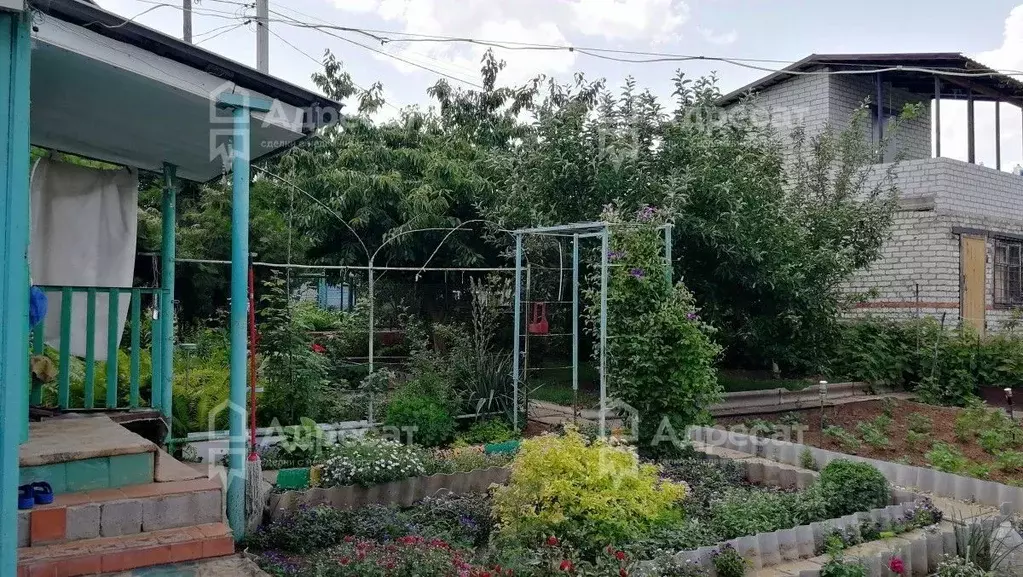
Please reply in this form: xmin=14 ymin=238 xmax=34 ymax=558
xmin=492 ymin=428 xmax=686 ymax=554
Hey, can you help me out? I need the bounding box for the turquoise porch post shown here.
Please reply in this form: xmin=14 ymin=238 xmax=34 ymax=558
xmin=217 ymin=93 xmax=271 ymax=541
xmin=160 ymin=164 xmax=177 ymax=427
xmin=0 ymin=9 xmax=31 ymax=575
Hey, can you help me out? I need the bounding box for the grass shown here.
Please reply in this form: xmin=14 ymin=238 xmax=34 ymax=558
xmin=530 ymin=383 xmax=601 ymax=407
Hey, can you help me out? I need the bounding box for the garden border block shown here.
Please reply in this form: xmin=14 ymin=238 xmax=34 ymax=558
xmin=267 ymin=467 xmax=510 ymax=520
xmin=688 ymin=425 xmax=1023 ymax=513
xmin=676 ymin=447 xmax=934 ymax=573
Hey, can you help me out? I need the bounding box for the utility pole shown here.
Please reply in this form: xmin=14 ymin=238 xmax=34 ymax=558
xmin=256 ymin=0 xmax=268 ymax=73
xmin=182 ymin=0 xmax=192 ymax=43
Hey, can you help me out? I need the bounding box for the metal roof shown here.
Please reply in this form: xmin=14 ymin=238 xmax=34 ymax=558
xmin=30 ymin=0 xmax=338 ymax=111
xmin=717 ymin=53 xmax=1023 ymax=107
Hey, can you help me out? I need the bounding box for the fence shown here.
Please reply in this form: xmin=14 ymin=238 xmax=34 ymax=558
xmin=32 ymin=285 xmax=162 ymax=411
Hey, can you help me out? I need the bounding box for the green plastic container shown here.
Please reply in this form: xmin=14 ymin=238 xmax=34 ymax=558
xmin=275 ymin=467 xmax=311 ymax=490
xmin=483 ymin=440 xmax=520 ymax=455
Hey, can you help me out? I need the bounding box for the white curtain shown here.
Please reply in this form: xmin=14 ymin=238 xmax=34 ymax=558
xmin=30 ymin=157 xmax=138 ymax=361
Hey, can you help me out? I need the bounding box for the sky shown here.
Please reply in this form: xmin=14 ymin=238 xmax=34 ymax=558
xmin=96 ymin=0 xmax=1023 ymax=168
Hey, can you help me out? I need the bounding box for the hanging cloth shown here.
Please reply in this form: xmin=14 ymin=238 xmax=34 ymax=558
xmin=30 ymin=157 xmax=138 ymax=361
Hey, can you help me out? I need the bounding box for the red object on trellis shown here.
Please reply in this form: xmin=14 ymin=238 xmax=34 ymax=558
xmin=528 ymin=303 xmax=549 ymax=335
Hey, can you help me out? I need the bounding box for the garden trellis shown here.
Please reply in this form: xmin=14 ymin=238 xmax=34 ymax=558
xmin=509 ymin=221 xmax=673 ymax=436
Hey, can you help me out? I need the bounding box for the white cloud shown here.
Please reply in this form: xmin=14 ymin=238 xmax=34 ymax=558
xmin=697 ymin=26 xmax=737 ymax=46
xmin=570 ymin=0 xmax=690 ymax=41
xmin=945 ymin=4 xmax=1023 ymax=171
xmin=328 ymin=0 xmax=690 ymax=87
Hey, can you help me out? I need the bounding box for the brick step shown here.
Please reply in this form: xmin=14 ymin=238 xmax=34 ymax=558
xmin=20 ymin=478 xmax=223 ymax=547
xmin=18 ymin=522 xmax=234 ymax=576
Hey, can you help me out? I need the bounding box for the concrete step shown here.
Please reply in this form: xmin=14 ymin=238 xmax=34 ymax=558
xmin=101 ymin=554 xmax=269 ymax=576
xmin=18 ymin=522 xmax=234 ymax=577
xmin=19 ymin=478 xmax=223 ymax=547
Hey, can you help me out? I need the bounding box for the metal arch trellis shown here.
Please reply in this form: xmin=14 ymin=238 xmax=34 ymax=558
xmin=510 ymin=221 xmax=674 ymax=437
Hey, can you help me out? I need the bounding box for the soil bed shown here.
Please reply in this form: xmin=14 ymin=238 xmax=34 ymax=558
xmin=716 ymin=398 xmax=1023 ymax=485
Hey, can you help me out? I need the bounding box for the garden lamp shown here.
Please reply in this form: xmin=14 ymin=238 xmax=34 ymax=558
xmin=1006 ymin=387 xmax=1014 ymax=419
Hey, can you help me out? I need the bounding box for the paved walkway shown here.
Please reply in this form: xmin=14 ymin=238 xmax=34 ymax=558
xmin=103 ymin=555 xmax=269 ymax=576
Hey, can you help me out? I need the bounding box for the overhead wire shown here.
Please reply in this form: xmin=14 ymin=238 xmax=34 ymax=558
xmin=263 ymin=24 xmax=405 ymax=113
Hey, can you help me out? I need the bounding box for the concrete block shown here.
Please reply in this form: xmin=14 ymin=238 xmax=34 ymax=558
xmin=142 ymin=493 xmax=193 ymax=531
xmin=17 ymin=511 xmax=28 ymax=548
xmin=796 ymin=525 xmax=815 ymax=559
xmin=66 ymin=503 xmax=100 ymax=541
xmin=759 ymin=530 xmax=781 ymax=567
xmin=192 ymin=489 xmax=224 ymax=525
xmin=895 ymin=464 xmax=917 ymax=488
xmin=779 ymin=468 xmax=798 ymax=490
xmin=797 ymin=471 xmax=816 ymax=489
xmin=100 ymin=499 xmax=142 ymax=537
xmin=911 ymin=534 xmax=928 ymax=577
xmin=977 ymin=480 xmax=1001 ymax=507
xmin=954 ymin=476 xmax=976 ymax=502
xmin=735 ymin=535 xmax=762 ymax=570
xmin=926 ymin=531 xmax=943 ymax=572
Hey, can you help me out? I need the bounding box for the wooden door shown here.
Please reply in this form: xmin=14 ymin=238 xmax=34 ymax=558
xmin=961 ymin=235 xmax=986 ymax=334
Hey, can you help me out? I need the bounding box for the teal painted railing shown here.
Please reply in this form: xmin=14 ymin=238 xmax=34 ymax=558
xmin=31 ymin=286 xmax=163 ymax=411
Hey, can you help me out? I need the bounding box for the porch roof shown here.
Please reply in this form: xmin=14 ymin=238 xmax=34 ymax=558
xmin=718 ymin=53 xmax=1023 ymax=108
xmin=28 ymin=0 xmax=341 ymax=182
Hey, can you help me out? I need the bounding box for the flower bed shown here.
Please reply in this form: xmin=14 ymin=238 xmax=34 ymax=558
xmin=717 ymin=398 xmax=1023 ymax=484
xmin=252 ymin=429 xmax=969 ymax=577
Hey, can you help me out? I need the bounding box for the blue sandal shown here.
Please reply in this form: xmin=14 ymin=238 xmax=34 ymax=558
xmin=32 ymin=482 xmax=53 ymax=505
xmin=18 ymin=485 xmax=34 ymax=510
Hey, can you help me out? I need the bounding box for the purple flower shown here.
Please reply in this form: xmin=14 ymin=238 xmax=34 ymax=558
xmin=637 ymin=205 xmax=656 ymax=222
xmin=686 ymin=312 xmax=699 ymax=321
xmin=608 ymin=250 xmax=624 ymax=261
xmin=629 ymin=268 xmax=645 ymax=279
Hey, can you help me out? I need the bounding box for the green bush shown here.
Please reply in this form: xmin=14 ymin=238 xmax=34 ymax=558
xmin=321 ymin=436 xmax=426 ymax=487
xmin=926 ymin=442 xmax=968 ymax=474
xmin=384 ymin=389 xmax=456 ymax=448
xmin=935 ymin=555 xmax=992 ymax=577
xmin=823 ymin=426 xmax=861 ymax=452
xmin=707 ymin=487 xmax=829 ymax=539
xmin=586 ymin=205 xmax=722 ymax=454
xmin=492 ymin=428 xmax=686 ymax=554
xmin=455 ymin=418 xmax=519 ymax=446
xmin=712 ymin=544 xmax=747 ymax=577
xmin=817 ymin=460 xmax=890 ymax=517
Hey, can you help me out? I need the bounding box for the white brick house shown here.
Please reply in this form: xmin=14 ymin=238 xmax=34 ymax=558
xmin=719 ymin=53 xmax=1023 ymax=333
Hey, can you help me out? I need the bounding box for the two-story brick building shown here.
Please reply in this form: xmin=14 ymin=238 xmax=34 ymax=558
xmin=720 ymin=53 xmax=1023 ymax=333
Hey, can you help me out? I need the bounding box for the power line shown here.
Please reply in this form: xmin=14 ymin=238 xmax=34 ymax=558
xmin=263 ymin=25 xmax=404 ymax=113
xmin=93 ymin=2 xmax=1023 ymax=83
xmin=194 ymin=21 xmax=250 ymax=45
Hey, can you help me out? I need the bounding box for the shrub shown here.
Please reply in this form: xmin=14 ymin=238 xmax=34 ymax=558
xmin=856 ymin=419 xmax=892 ymax=450
xmin=821 ymin=557 xmax=868 ymax=577
xmin=455 ymin=418 xmax=519 ymax=446
xmin=311 ymin=536 xmax=497 ymax=577
xmin=660 ymin=457 xmax=747 ymax=508
xmin=707 ymin=487 xmax=829 ymax=540
xmin=384 ymin=390 xmax=456 ymax=448
xmin=927 ymin=442 xmax=968 ymax=474
xmin=935 ymin=555 xmax=993 ymax=577
xmin=817 ymin=460 xmax=890 ymax=517
xmin=246 ymin=505 xmax=350 ymax=553
xmin=712 ymin=545 xmax=747 ymax=577
xmin=800 ymin=447 xmax=818 ymax=470
xmin=422 ymin=446 xmax=514 ymax=475
xmin=907 ymin=412 xmax=932 ymax=434
xmin=321 ymin=436 xmax=426 ymax=487
xmin=997 ymin=451 xmax=1023 ymax=473
xmin=586 ymin=205 xmax=722 ymax=454
xmin=906 ymin=430 xmax=928 ymax=450
xmin=823 ymin=425 xmax=861 ymax=452
xmin=492 ymin=428 xmax=686 ymax=553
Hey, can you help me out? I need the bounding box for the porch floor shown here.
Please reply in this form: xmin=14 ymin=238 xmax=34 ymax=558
xmin=21 ymin=415 xmax=156 ymax=467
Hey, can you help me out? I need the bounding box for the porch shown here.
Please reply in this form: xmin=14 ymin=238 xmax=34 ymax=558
xmin=0 ymin=0 xmax=337 ymax=574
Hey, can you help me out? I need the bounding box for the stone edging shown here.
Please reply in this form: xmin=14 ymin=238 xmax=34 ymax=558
xmin=688 ymin=426 xmax=1023 ymax=513
xmin=675 ymin=447 xmax=929 ymax=574
xmin=266 ymin=467 xmax=510 ymax=520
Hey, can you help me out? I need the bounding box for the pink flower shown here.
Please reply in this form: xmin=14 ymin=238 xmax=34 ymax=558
xmin=547 ymin=536 xmax=559 ymax=547
xmin=559 ymin=559 xmax=574 ymax=572
xmin=888 ymin=556 xmax=905 ymax=575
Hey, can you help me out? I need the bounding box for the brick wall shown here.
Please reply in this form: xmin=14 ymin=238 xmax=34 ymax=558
xmin=725 ymin=74 xmax=1023 ymax=331
xmin=827 ymin=75 xmax=932 ymax=161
